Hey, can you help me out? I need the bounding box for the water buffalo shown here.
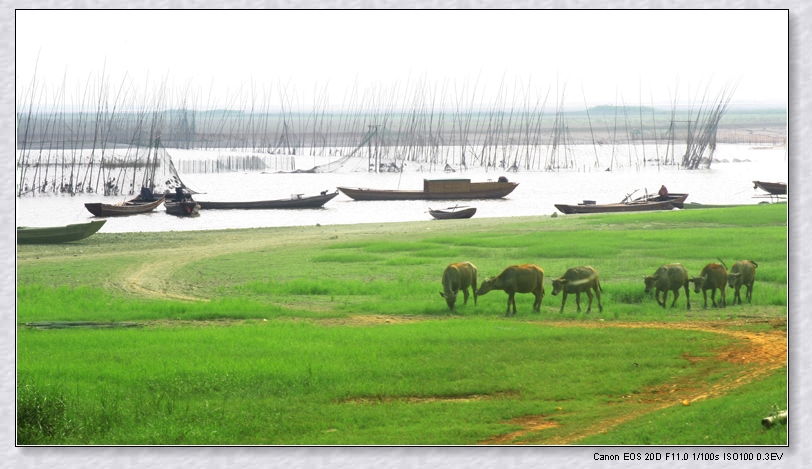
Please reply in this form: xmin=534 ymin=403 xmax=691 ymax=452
xmin=439 ymin=261 xmax=478 ymax=310
xmin=550 ymin=266 xmax=603 ymax=313
xmin=643 ymin=263 xmax=691 ymax=310
xmin=728 ymin=260 xmax=758 ymax=305
xmin=476 ymin=264 xmax=545 ymax=316
xmin=691 ymin=262 xmax=728 ymax=309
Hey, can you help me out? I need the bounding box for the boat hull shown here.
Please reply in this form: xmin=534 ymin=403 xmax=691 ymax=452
xmin=197 ymin=192 xmax=338 ymax=210
xmin=17 ymin=220 xmax=106 ymax=244
xmin=85 ymin=196 xmax=166 ymax=217
xmin=555 ymin=194 xmax=688 ymax=214
xmin=338 ymin=182 xmax=518 ymax=201
xmin=753 ymin=181 xmax=787 ymax=195
xmin=165 ymin=200 xmax=201 ymax=216
xmin=429 ymin=207 xmax=477 ymax=219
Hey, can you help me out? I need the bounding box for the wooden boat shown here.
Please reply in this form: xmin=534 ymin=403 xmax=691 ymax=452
xmin=197 ymin=191 xmax=339 ymax=210
xmin=165 ymin=199 xmax=201 ymax=216
xmin=429 ymin=205 xmax=477 ymax=220
xmin=555 ymin=193 xmax=689 ymax=214
xmin=163 ymin=188 xmax=201 ymax=216
xmin=753 ymin=181 xmax=787 ymax=195
xmin=630 ymin=192 xmax=689 ymax=209
xmin=17 ymin=220 xmax=106 ymax=244
xmin=84 ymin=194 xmax=166 ymax=217
xmin=338 ymin=178 xmax=518 ymax=201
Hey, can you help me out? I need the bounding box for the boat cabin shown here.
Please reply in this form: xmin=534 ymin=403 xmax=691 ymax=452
xmin=424 ymin=179 xmax=471 ymax=193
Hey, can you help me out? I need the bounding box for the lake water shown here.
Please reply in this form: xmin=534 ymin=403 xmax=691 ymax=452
xmin=15 ymin=144 xmax=788 ymax=234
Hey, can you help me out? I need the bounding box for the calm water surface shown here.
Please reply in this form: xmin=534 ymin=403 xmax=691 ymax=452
xmin=15 ymin=144 xmax=788 ymax=234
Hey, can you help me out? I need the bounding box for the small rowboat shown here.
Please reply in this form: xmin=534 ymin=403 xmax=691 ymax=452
xmin=429 ymin=205 xmax=477 ymax=220
xmin=17 ymin=220 xmax=106 ymax=244
xmin=85 ymin=195 xmax=166 ymax=217
xmin=164 ymin=199 xmax=201 ymax=216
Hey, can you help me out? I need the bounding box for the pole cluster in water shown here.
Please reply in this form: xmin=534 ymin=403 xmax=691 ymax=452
xmin=16 ymin=77 xmax=784 ymax=196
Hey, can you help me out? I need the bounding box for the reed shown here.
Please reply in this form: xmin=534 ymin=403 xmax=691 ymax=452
xmin=16 ymin=72 xmax=785 ymax=196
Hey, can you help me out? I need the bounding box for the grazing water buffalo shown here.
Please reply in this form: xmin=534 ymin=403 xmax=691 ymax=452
xmin=439 ymin=262 xmax=478 ymax=310
xmin=550 ymin=266 xmax=603 ymax=313
xmin=691 ymin=262 xmax=728 ymax=309
xmin=728 ymin=260 xmax=758 ymax=305
xmin=476 ymin=264 xmax=545 ymax=316
xmin=644 ymin=263 xmax=691 ymax=310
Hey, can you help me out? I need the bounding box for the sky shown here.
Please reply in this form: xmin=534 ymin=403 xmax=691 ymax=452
xmin=15 ymin=9 xmax=789 ymax=111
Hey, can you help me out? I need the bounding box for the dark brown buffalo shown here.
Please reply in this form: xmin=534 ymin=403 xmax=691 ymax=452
xmin=691 ymin=262 xmax=728 ymax=309
xmin=476 ymin=264 xmax=545 ymax=316
xmin=728 ymin=260 xmax=758 ymax=305
xmin=643 ymin=263 xmax=691 ymax=310
xmin=439 ymin=262 xmax=478 ymax=310
xmin=550 ymin=266 xmax=603 ymax=313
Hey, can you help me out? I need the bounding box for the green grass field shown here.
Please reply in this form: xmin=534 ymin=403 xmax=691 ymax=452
xmin=16 ymin=204 xmax=788 ymax=445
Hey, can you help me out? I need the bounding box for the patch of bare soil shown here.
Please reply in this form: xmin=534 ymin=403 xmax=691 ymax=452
xmin=315 ymin=314 xmax=438 ymax=327
xmin=480 ymin=319 xmax=787 ymax=445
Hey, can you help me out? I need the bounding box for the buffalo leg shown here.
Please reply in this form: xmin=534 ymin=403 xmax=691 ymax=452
xmin=670 ymin=289 xmax=679 ymax=308
xmin=506 ymin=292 xmax=515 ymax=316
xmin=702 ymin=290 xmax=709 ymax=309
xmin=575 ymin=292 xmax=582 ymax=312
xmin=720 ymin=287 xmax=726 ymax=308
xmin=462 ymin=288 xmax=469 ymax=305
xmin=661 ymin=290 xmax=669 ymax=309
xmin=585 ymin=289 xmax=593 ymax=313
xmin=746 ymin=283 xmax=753 ymax=303
xmin=684 ymin=284 xmax=691 ymax=310
xmin=594 ymin=286 xmax=603 ymax=312
xmin=710 ymin=289 xmax=717 ymax=308
xmin=559 ymin=291 xmax=568 ymax=313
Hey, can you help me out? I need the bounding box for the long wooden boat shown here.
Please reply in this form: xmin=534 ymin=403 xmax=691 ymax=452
xmin=555 ymin=193 xmax=688 ymax=214
xmin=197 ymin=191 xmax=339 ymax=210
xmin=84 ymin=195 xmax=166 ymax=217
xmin=753 ymin=181 xmax=787 ymax=195
xmin=17 ymin=220 xmax=106 ymax=244
xmin=338 ymin=178 xmax=518 ymax=201
xmin=429 ymin=206 xmax=477 ymax=220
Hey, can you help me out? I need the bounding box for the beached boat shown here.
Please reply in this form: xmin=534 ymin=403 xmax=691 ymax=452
xmin=338 ymin=178 xmax=518 ymax=201
xmin=17 ymin=220 xmax=106 ymax=244
xmin=197 ymin=191 xmax=339 ymax=210
xmin=753 ymin=181 xmax=787 ymax=195
xmin=84 ymin=194 xmax=166 ymax=217
xmin=429 ymin=205 xmax=477 ymax=220
xmin=555 ymin=193 xmax=689 ymax=214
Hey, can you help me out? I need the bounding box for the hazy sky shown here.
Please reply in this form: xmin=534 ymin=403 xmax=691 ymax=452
xmin=15 ymin=9 xmax=789 ymax=110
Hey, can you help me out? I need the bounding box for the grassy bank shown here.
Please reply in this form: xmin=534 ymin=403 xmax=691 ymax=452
xmin=16 ymin=204 xmax=788 ymax=444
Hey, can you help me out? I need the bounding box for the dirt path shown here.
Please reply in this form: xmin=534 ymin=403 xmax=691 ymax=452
xmin=108 ymin=231 xmax=786 ymax=445
xmin=480 ymin=318 xmax=787 ymax=445
xmin=107 ymin=223 xmax=411 ymax=301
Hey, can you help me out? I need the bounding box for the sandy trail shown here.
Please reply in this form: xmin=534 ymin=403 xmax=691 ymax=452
xmin=481 ymin=319 xmax=787 ymax=445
